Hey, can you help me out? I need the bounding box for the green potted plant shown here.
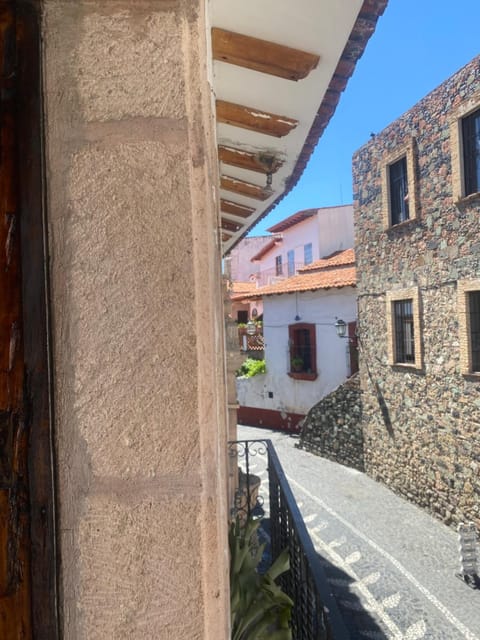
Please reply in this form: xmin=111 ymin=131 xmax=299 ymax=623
xmin=290 ymin=356 xmax=304 ymax=372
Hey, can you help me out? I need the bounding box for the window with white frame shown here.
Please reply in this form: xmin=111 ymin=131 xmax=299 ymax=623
xmin=304 ymin=243 xmax=312 ymax=265
xmin=275 ymin=255 xmax=283 ymax=276
xmin=287 ymin=250 xmax=295 ymax=276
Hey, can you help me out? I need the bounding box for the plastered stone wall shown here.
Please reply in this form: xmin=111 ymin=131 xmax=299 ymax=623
xmin=42 ymin=1 xmax=229 ymax=638
xmin=297 ymin=374 xmax=364 ymax=471
xmin=353 ymin=56 xmax=480 ymax=529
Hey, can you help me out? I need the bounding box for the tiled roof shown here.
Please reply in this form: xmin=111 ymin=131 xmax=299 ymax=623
xmin=256 ymin=266 xmax=356 ymax=297
xmin=266 ymin=208 xmax=317 ymax=233
xmin=230 ymin=281 xmax=261 ymax=301
xmin=231 ymin=281 xmax=257 ymax=294
xmin=233 ymin=248 xmax=356 ymax=298
xmin=298 ymin=248 xmax=355 ymax=272
xmin=250 ymin=236 xmax=282 ymax=262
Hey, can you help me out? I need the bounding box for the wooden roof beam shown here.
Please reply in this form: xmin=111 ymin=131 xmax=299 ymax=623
xmin=221 ymin=175 xmax=272 ymax=201
xmin=221 ymin=218 xmax=244 ymax=233
xmin=220 ymin=198 xmax=255 ymax=219
xmin=218 ymin=145 xmax=283 ymax=174
xmin=216 ymin=100 xmax=297 ymax=138
xmin=212 ymin=28 xmax=319 ymax=81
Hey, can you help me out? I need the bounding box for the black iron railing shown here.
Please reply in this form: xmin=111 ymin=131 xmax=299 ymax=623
xmin=229 ymin=439 xmax=349 ymax=640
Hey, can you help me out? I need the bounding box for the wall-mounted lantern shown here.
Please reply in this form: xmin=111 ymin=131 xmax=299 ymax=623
xmin=335 ymin=318 xmax=347 ymax=338
xmin=246 ymin=320 xmax=257 ymax=336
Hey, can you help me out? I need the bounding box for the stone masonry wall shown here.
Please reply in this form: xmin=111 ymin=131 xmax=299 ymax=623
xmin=353 ymin=56 xmax=480 ymax=529
xmin=297 ymin=374 xmax=364 ymax=472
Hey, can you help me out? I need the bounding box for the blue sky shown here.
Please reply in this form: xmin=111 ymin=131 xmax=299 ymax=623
xmin=249 ymin=0 xmax=480 ymax=236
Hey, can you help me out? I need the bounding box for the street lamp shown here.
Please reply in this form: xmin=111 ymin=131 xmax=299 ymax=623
xmin=246 ymin=320 xmax=257 ymax=336
xmin=335 ymin=318 xmax=347 ymax=338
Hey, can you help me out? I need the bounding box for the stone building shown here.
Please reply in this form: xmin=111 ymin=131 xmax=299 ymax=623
xmin=0 ymin=1 xmax=386 ymax=638
xmin=353 ymin=56 xmax=480 ymax=529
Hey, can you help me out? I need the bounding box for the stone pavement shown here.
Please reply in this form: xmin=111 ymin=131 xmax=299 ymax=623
xmin=237 ymin=425 xmax=480 ymax=640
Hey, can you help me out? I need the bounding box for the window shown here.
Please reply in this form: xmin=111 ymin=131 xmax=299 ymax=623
xmin=458 ymin=279 xmax=480 ymax=375
xmin=288 ymin=323 xmax=317 ymax=380
xmin=237 ymin=310 xmax=248 ymax=324
xmin=275 ymin=255 xmax=283 ymax=276
xmin=386 ymin=288 xmax=422 ymax=369
xmin=393 ymin=300 xmax=415 ymax=363
xmin=462 ymin=106 xmax=480 ymax=196
xmin=304 ymin=243 xmax=313 ymax=265
xmin=389 ymin=157 xmax=409 ymax=225
xmin=382 ymin=140 xmax=417 ymax=228
xmin=287 ymin=250 xmax=295 ymax=276
xmin=469 ymin=292 xmax=480 ymax=371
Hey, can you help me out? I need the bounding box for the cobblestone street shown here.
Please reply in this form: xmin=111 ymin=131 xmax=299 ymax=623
xmin=237 ymin=425 xmax=480 ymax=639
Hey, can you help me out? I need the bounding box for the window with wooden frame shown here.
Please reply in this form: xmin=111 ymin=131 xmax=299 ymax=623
xmin=382 ymin=140 xmax=417 ymax=228
xmin=450 ymin=99 xmax=480 ymax=202
xmin=386 ymin=288 xmax=422 ymax=369
xmin=462 ymin=106 xmax=480 ymax=196
xmin=458 ymin=279 xmax=480 ymax=375
xmin=288 ymin=323 xmax=317 ymax=380
xmin=393 ymin=299 xmax=415 ymax=363
xmin=275 ymin=255 xmax=283 ymax=276
xmin=389 ymin=157 xmax=409 ymax=225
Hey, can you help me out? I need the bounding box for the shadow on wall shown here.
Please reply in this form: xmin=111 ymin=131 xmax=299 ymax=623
xmin=296 ymin=374 xmax=365 ymax=471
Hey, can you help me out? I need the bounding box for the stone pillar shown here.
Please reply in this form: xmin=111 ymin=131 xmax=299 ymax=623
xmin=223 ymin=279 xmax=244 ymax=513
xmin=42 ymin=1 xmax=229 ymax=638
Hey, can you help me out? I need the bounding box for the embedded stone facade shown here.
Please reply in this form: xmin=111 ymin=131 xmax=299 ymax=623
xmin=297 ymin=375 xmax=364 ymax=472
xmin=353 ymin=56 xmax=480 ymax=529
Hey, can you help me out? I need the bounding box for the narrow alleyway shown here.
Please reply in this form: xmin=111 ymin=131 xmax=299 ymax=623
xmin=237 ymin=425 xmax=480 ymax=640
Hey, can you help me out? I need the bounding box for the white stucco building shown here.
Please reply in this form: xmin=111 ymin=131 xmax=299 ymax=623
xmin=235 ymin=248 xmax=357 ymax=429
xmin=251 ymin=204 xmax=354 ymax=286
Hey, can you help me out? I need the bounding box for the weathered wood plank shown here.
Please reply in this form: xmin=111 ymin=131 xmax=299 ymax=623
xmin=216 ymin=100 xmax=297 ymax=138
xmin=212 ymin=28 xmax=319 ymax=81
xmin=221 ymin=175 xmax=271 ymax=201
xmin=221 ymin=218 xmax=243 ymax=233
xmin=220 ymin=198 xmax=255 ymax=219
xmin=218 ymin=145 xmax=283 ymax=174
xmin=0 ymin=3 xmax=33 ymax=638
xmin=16 ymin=2 xmax=59 ymax=636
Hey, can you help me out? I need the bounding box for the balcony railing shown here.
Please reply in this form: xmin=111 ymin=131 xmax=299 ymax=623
xmin=229 ymin=439 xmax=349 ymax=640
xmin=249 ymin=262 xmax=308 ymax=287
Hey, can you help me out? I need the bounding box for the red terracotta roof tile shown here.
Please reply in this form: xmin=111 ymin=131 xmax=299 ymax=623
xmin=229 ymin=281 xmax=261 ymax=301
xmin=298 ymin=248 xmax=355 ymax=272
xmin=256 ymin=266 xmax=356 ymax=296
xmin=230 ymin=281 xmax=257 ymax=293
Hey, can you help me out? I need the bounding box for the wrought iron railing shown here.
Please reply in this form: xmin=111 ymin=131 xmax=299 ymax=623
xmin=229 ymin=439 xmax=350 ymax=640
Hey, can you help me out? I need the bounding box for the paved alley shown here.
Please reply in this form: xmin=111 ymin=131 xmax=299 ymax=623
xmin=237 ymin=425 xmax=480 ymax=640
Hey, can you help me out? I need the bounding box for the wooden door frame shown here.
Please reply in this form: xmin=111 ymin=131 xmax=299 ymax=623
xmin=2 ymin=1 xmax=59 ymax=637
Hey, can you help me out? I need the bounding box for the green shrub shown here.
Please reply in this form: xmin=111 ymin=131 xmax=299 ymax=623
xmin=236 ymin=358 xmax=266 ymax=378
xmin=230 ymin=516 xmax=292 ymax=640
